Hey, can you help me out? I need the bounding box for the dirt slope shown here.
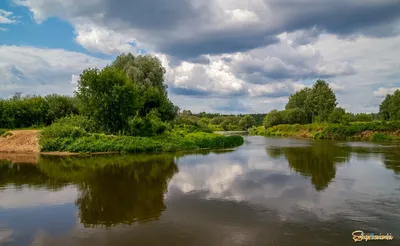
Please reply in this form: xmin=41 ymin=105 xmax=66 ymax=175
xmin=0 ymin=130 xmax=40 ymax=153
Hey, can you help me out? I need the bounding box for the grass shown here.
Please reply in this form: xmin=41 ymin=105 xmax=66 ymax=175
xmin=0 ymin=129 xmax=13 ymax=137
xmin=40 ymin=122 xmax=244 ymax=154
xmin=249 ymin=121 xmax=400 ymax=142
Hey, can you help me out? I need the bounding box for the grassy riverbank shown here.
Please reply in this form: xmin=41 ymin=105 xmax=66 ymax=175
xmin=39 ymin=122 xmax=244 ymax=154
xmin=249 ymin=121 xmax=400 ymax=141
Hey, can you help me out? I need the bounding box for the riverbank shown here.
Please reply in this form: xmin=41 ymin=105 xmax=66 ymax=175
xmin=0 ymin=130 xmax=40 ymax=152
xmin=0 ymin=129 xmax=244 ymax=154
xmin=249 ymin=121 xmax=400 ymax=141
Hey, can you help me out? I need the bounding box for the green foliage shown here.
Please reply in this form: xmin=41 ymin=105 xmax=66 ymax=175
xmin=0 ymin=129 xmax=5 ymax=136
xmin=111 ymin=53 xmax=178 ymax=122
xmin=306 ymin=80 xmax=337 ymax=122
xmin=378 ymin=90 xmax=400 ymax=121
xmin=248 ymin=126 xmax=266 ymax=136
xmin=127 ymin=110 xmax=169 ymax=137
xmin=370 ymin=133 xmax=393 ymax=142
xmin=264 ymin=110 xmax=284 ymax=128
xmin=389 ymin=90 xmax=400 ymax=120
xmin=238 ymin=115 xmax=256 ymax=130
xmin=75 ymin=67 xmax=139 ymax=134
xmin=354 ymin=113 xmax=374 ymax=122
xmin=0 ymin=94 xmax=78 ymax=129
xmin=44 ymin=94 xmax=78 ymax=124
xmin=1 ymin=131 xmax=12 ymax=137
xmin=282 ymin=108 xmax=308 ymax=125
xmin=259 ymin=121 xmax=400 ymax=142
xmin=379 ymin=94 xmax=392 ymax=120
xmin=40 ymin=129 xmax=244 ymax=154
xmin=328 ymin=107 xmax=346 ymax=124
xmin=286 ymin=88 xmax=312 ymax=110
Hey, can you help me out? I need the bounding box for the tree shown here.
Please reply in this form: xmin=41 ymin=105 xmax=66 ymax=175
xmin=264 ymin=110 xmax=284 ymax=128
xmin=111 ymin=53 xmax=178 ymax=121
xmin=389 ymin=90 xmax=400 ymax=120
xmin=328 ymin=107 xmax=346 ymax=124
xmin=45 ymin=94 xmax=78 ymax=124
xmin=239 ymin=115 xmax=256 ymax=130
xmin=286 ymin=88 xmax=312 ymax=110
xmin=305 ymin=80 xmax=337 ymax=122
xmin=75 ymin=67 xmax=139 ymax=134
xmin=354 ymin=113 xmax=374 ymax=122
xmin=379 ymin=94 xmax=392 ymax=120
xmin=112 ymin=54 xmax=166 ymax=91
xmin=282 ymin=108 xmax=308 ymax=125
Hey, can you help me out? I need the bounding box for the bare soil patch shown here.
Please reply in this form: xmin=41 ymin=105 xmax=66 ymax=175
xmin=0 ymin=130 xmax=40 ymax=153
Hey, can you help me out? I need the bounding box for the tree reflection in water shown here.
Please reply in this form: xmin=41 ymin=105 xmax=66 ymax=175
xmin=0 ymin=154 xmax=178 ymax=228
xmin=266 ymin=141 xmax=351 ymax=191
xmin=267 ymin=141 xmax=400 ymax=191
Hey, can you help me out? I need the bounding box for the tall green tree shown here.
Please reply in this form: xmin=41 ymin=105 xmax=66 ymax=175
xmin=45 ymin=94 xmax=78 ymax=124
xmin=111 ymin=53 xmax=178 ymax=121
xmin=264 ymin=110 xmax=284 ymax=128
xmin=305 ymin=80 xmax=337 ymax=122
xmin=282 ymin=108 xmax=308 ymax=125
xmin=75 ymin=67 xmax=139 ymax=134
xmin=379 ymin=94 xmax=392 ymax=120
xmin=328 ymin=107 xmax=346 ymax=124
xmin=286 ymin=87 xmax=312 ymax=110
xmin=239 ymin=115 xmax=256 ymax=130
xmin=389 ymin=90 xmax=400 ymax=120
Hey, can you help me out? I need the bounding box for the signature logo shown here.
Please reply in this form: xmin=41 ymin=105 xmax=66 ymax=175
xmin=352 ymin=230 xmax=393 ymax=242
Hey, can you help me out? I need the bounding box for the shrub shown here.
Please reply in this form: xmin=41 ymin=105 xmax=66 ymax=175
xmin=264 ymin=110 xmax=284 ymax=128
xmin=282 ymin=108 xmax=308 ymax=125
xmin=371 ymin=133 xmax=393 ymax=142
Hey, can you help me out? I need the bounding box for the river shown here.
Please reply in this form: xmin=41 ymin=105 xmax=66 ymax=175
xmin=0 ymin=136 xmax=399 ymax=245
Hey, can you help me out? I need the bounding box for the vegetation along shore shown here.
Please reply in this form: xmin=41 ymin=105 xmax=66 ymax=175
xmin=1 ymin=54 xmax=400 ymax=153
xmin=249 ymin=80 xmax=400 ymax=141
xmin=0 ymin=53 xmax=244 ymax=154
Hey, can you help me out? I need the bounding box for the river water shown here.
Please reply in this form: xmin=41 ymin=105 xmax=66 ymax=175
xmin=0 ymin=136 xmax=399 ymax=245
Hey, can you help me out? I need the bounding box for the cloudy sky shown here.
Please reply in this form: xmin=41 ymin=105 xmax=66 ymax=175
xmin=1 ymin=0 xmax=400 ymax=113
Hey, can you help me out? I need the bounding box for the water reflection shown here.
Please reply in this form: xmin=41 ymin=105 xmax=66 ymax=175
xmin=266 ymin=141 xmax=351 ymax=191
xmin=1 ymin=154 xmax=178 ymax=228
xmin=0 ymin=138 xmax=399 ymax=246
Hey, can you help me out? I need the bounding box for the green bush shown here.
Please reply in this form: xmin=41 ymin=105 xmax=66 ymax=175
xmin=40 ymin=131 xmax=244 ymax=153
xmin=371 ymin=133 xmax=393 ymax=142
xmin=282 ymin=108 xmax=308 ymax=125
xmin=264 ymin=110 xmax=284 ymax=128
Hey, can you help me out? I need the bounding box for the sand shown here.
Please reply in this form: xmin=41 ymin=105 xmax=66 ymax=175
xmin=0 ymin=130 xmax=40 ymax=153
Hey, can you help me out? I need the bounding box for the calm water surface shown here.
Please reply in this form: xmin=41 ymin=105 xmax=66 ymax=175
xmin=0 ymin=136 xmax=399 ymax=245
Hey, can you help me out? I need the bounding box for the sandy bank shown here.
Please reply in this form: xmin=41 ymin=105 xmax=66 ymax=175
xmin=0 ymin=130 xmax=40 ymax=153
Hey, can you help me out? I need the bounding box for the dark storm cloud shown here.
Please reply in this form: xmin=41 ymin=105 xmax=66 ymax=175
xmin=37 ymin=0 xmax=400 ymax=61
xmin=268 ymin=0 xmax=400 ymax=37
xmin=160 ymin=32 xmax=279 ymax=60
xmin=100 ymin=0 xmax=210 ymax=30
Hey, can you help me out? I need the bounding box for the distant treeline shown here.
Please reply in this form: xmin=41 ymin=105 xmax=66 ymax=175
xmin=0 ymin=93 xmax=262 ymax=132
xmin=0 ymin=93 xmax=78 ymax=129
xmin=263 ymin=80 xmax=400 ymax=128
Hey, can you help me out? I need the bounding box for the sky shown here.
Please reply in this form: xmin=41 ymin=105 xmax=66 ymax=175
xmin=1 ymin=0 xmax=400 ymax=114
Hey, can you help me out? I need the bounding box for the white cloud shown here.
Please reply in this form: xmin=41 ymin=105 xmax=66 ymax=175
xmin=6 ymin=0 xmax=400 ymax=113
xmin=0 ymin=27 xmax=8 ymax=31
xmin=74 ymin=24 xmax=138 ymax=55
xmin=0 ymin=45 xmax=110 ymax=97
xmin=0 ymin=186 xmax=77 ymax=209
xmin=373 ymin=87 xmax=400 ymax=97
xmin=0 ymin=9 xmax=16 ymax=24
